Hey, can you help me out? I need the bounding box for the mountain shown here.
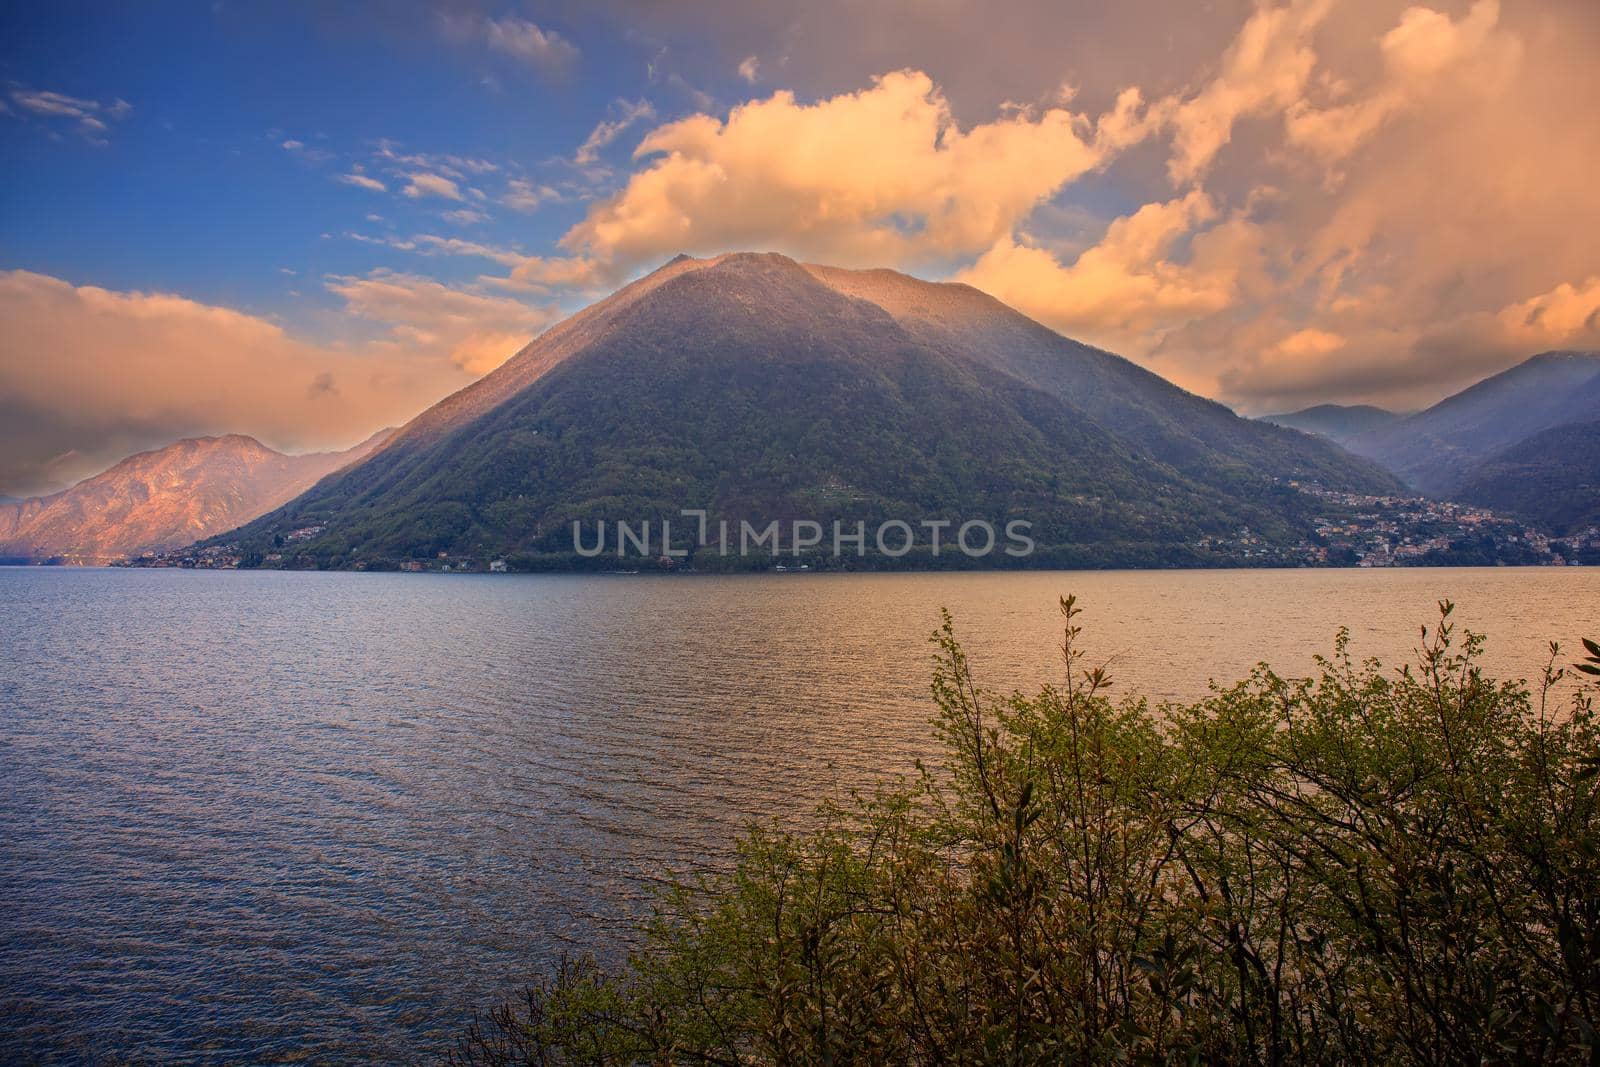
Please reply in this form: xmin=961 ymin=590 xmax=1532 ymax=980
xmin=0 ymin=430 xmax=392 ymax=563
xmin=1344 ymin=351 xmax=1600 ymax=494
xmin=1257 ymin=404 xmax=1400 ymax=444
xmin=218 ymin=252 xmax=1399 ymax=569
xmin=1452 ymin=418 xmax=1600 ymax=536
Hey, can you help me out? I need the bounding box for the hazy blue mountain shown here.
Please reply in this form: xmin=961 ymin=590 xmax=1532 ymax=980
xmin=1452 ymin=418 xmax=1600 ymax=535
xmin=216 ymin=253 xmax=1399 ymax=569
xmin=0 ymin=430 xmax=391 ymax=562
xmin=1344 ymin=351 xmax=1600 ymax=494
xmin=1258 ymin=404 xmax=1400 ymax=445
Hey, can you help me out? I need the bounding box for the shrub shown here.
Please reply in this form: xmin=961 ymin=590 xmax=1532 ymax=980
xmin=457 ymin=601 xmax=1600 ymax=1065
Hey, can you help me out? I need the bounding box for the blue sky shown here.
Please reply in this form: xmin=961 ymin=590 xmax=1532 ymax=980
xmin=3 ymin=1 xmax=1598 ymax=496
xmin=2 ymin=3 xmax=702 ymax=320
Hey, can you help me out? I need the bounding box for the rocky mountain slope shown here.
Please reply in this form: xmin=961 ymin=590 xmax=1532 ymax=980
xmin=0 ymin=430 xmax=391 ymax=562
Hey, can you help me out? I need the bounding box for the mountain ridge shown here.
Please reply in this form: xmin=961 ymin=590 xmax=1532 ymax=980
xmin=1258 ymin=404 xmax=1401 ymax=444
xmin=214 ymin=252 xmax=1399 ymax=569
xmin=1344 ymin=350 xmax=1600 ymax=494
xmin=0 ymin=429 xmax=392 ymax=562
xmin=1452 ymin=418 xmax=1600 ymax=536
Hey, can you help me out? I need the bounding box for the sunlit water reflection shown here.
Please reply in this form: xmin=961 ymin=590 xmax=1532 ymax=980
xmin=2 ymin=566 xmax=1595 ymax=1062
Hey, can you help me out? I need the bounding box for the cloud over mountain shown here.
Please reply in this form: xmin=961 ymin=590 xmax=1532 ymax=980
xmin=517 ymin=0 xmax=1600 ymax=411
xmin=0 ymin=270 xmax=553 ymax=497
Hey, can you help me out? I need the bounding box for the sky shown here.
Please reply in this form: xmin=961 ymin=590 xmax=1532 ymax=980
xmin=3 ymin=0 xmax=1599 ymax=498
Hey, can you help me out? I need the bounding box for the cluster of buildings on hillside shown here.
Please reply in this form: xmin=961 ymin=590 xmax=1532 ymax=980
xmin=1273 ymin=486 xmax=1595 ymax=567
xmin=116 ymin=544 xmax=243 ymax=569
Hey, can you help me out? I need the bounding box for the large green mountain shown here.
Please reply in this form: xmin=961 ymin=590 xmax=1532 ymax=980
xmin=218 ymin=253 xmax=1399 ymax=569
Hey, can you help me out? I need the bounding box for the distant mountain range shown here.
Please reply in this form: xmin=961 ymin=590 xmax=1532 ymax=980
xmin=1258 ymin=404 xmax=1401 ymax=445
xmin=1340 ymin=350 xmax=1600 ymax=533
xmin=14 ymin=259 xmax=1591 ymax=569
xmin=0 ymin=430 xmax=391 ymax=563
xmin=1451 ymin=418 xmax=1600 ymax=536
xmin=214 ymin=252 xmax=1397 ymax=569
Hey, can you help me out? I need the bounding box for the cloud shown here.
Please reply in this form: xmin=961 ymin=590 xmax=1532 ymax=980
xmin=496 ymin=255 xmax=621 ymax=294
xmin=574 ymin=99 xmax=657 ymax=166
xmin=401 ymin=171 xmax=463 ymax=200
xmin=444 ymin=332 xmax=535 ymax=376
xmin=476 ymin=15 xmax=579 ymax=73
xmin=502 ymin=178 xmax=556 ymax=213
xmin=957 ymin=191 xmax=1239 ymax=350
xmin=533 ymin=69 xmax=1134 ymax=281
xmin=336 ymin=172 xmax=387 ymax=192
xmin=325 ymin=269 xmax=557 ymax=373
xmin=422 ymin=0 xmax=1597 ymax=414
xmin=1160 ymin=0 xmax=1332 ymax=184
xmin=441 ymin=207 xmax=489 ymax=226
xmin=412 ymin=234 xmax=522 ymax=265
xmin=344 ymin=230 xmax=526 ymax=267
xmin=0 ymin=270 xmax=488 ymax=497
xmin=1285 ymin=0 xmax=1512 ymax=165
xmin=1273 ymin=327 xmax=1345 ymax=358
xmin=372 ymin=141 xmax=501 ymax=180
xmin=8 ymin=87 xmax=133 ymax=142
xmin=738 ymin=56 xmax=760 ymax=83
xmin=279 ymin=136 xmax=334 ymax=163
xmin=1497 ymin=276 xmax=1600 ymax=350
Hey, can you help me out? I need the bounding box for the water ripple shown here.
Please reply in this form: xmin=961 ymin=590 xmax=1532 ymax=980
xmin=2 ymin=566 xmax=1596 ymax=1062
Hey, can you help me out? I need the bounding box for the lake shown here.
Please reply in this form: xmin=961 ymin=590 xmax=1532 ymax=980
xmin=2 ymin=566 xmax=1596 ymax=1062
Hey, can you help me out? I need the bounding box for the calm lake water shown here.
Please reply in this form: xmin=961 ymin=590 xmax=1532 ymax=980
xmin=2 ymin=566 xmax=1596 ymax=1062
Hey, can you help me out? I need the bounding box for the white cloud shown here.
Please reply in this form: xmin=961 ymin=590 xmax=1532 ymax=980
xmin=8 ymin=87 xmax=133 ymax=142
xmin=574 ymin=99 xmax=657 ymax=166
xmin=1285 ymin=0 xmax=1512 ymax=165
xmin=344 ymin=229 xmax=528 ymax=268
xmin=401 ymin=172 xmax=463 ymax=201
xmin=1497 ymin=276 xmax=1600 ymax=349
xmin=538 ymin=70 xmax=1130 ymax=278
xmin=502 ymin=178 xmax=557 ymax=213
xmin=1162 ymin=0 xmax=1332 ymax=184
xmin=957 ymin=191 xmax=1239 ymax=351
xmin=337 ymin=172 xmax=387 ymax=193
xmin=738 ymin=56 xmax=760 ymax=83
xmin=479 ymin=15 xmax=579 ymax=73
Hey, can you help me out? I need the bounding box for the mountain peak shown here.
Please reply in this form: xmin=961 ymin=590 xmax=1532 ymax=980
xmin=1345 ymin=348 xmax=1600 ymax=493
xmin=1258 ymin=404 xmax=1401 ymax=445
xmin=0 ymin=431 xmax=388 ymax=563
xmin=213 ymin=252 xmax=1397 ymax=568
xmin=1521 ymin=349 xmax=1600 ymax=369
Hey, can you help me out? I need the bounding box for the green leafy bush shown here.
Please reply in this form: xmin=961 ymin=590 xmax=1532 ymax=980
xmin=458 ymin=602 xmax=1600 ymax=1064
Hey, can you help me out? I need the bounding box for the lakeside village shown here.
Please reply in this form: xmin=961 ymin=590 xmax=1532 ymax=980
xmin=111 ymin=484 xmax=1600 ymax=572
